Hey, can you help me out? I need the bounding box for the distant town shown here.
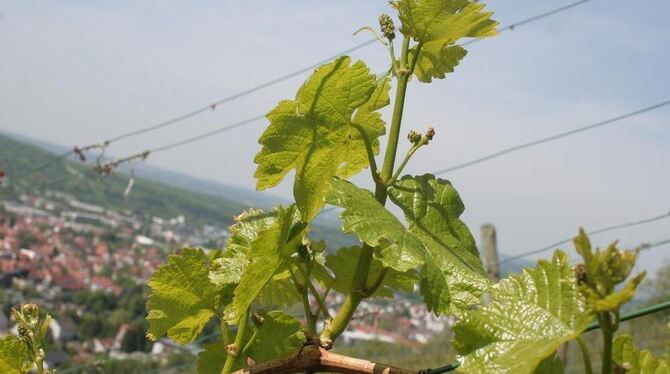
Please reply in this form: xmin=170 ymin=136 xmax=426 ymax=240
xmin=1 ymin=187 xmax=451 ymax=371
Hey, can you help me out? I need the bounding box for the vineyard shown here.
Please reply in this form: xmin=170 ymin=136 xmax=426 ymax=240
xmin=1 ymin=0 xmax=669 ymax=373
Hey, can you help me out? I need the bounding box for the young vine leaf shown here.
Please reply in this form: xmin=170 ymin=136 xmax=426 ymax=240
xmin=326 ymin=246 xmax=416 ymax=298
xmin=0 ymin=336 xmax=28 ymax=374
xmin=229 ymin=205 xmax=304 ymax=322
xmin=573 ymin=228 xmax=646 ymax=313
xmin=533 ymin=355 xmax=565 ymax=374
xmin=613 ymin=334 xmax=670 ymax=374
xmin=388 ymin=174 xmax=489 ymax=315
xmin=244 ymin=310 xmax=306 ymax=363
xmin=325 ymin=177 xmax=424 ymax=272
xmin=453 ymin=251 xmax=591 ymax=373
xmin=209 ymin=250 xmax=248 ymax=287
xmin=339 ymin=76 xmax=391 ymax=178
xmin=196 ymin=310 xmax=306 ymax=374
xmin=254 ymin=56 xmax=389 ymax=221
xmin=146 ymin=248 xmax=220 ymax=344
xmin=197 ymin=341 xmax=233 ymax=374
xmin=394 ymin=0 xmax=498 ymax=82
xmin=221 ymin=208 xmax=278 ymax=254
xmin=210 ymin=208 xmax=301 ymax=309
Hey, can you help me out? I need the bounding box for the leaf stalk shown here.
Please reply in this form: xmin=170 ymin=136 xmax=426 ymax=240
xmin=388 ymin=138 xmax=428 ymax=186
xmin=350 ymin=122 xmax=383 ymax=187
xmin=598 ymin=312 xmax=614 ymax=374
xmin=575 ymin=336 xmax=594 ymax=374
xmin=222 ymin=309 xmax=250 ymax=374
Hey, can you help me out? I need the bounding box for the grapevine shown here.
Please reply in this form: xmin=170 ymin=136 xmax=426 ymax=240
xmin=1 ymin=1 xmax=665 ymax=373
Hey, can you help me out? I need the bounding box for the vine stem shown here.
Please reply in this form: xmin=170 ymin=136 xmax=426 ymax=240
xmin=575 ymin=336 xmax=594 ymax=374
xmin=220 ymin=314 xmax=231 ymax=346
xmin=291 ymin=268 xmax=317 ymax=333
xmin=230 ymin=345 xmax=417 ymax=374
xmin=308 ymin=281 xmax=332 ymax=320
xmin=350 ymin=122 xmax=382 ymax=186
xmin=320 ymin=35 xmax=413 ymax=344
xmin=597 ymin=312 xmax=614 ymax=374
xmin=388 ymin=138 xmax=428 ymax=186
xmin=222 ymin=310 xmax=250 ymax=374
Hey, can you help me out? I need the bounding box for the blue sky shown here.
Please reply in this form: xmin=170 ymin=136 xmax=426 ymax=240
xmin=1 ymin=0 xmax=669 ymax=271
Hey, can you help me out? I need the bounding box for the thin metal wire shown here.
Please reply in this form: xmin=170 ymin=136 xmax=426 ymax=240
xmin=432 ymin=99 xmax=670 ymax=175
xmin=106 ymin=0 xmax=595 ymax=147
xmin=10 ymin=150 xmax=74 ymax=179
xmin=585 ymin=300 xmax=670 ymax=332
xmin=149 ymin=115 xmax=266 ymax=154
xmin=104 ymin=40 xmax=378 ymax=144
xmin=498 ymin=211 xmax=670 ymax=266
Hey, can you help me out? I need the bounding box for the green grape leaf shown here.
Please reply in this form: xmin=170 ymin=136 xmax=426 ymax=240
xmin=226 ymin=208 xmax=278 ymax=254
xmin=412 ymin=44 xmax=468 ymax=83
xmin=573 ymin=229 xmax=644 ymax=312
xmin=454 ymin=251 xmax=591 ymax=374
xmin=388 ymin=174 xmax=489 ymax=314
xmin=395 ymin=0 xmax=497 ymax=82
xmin=338 ymin=75 xmax=391 ymax=178
xmin=146 ymin=248 xmax=219 ymax=344
xmin=197 ymin=341 xmax=226 ymax=374
xmin=0 ymin=336 xmax=27 ymax=374
xmin=255 ymin=56 xmax=384 ymax=220
xmin=613 ymin=334 xmax=670 ymax=374
xmin=257 ymin=270 xmax=302 ymax=307
xmin=230 ymin=206 xmax=303 ymax=322
xmin=209 ymin=250 xmax=249 ymax=287
xmin=589 ymin=272 xmax=646 ymax=312
xmin=326 ymin=246 xmax=416 ymax=298
xmin=39 ymin=314 xmax=52 ymax=342
xmin=533 ymin=355 xmax=564 ymax=374
xmin=246 ymin=311 xmax=306 ymax=363
xmin=325 ymin=177 xmax=424 ymax=271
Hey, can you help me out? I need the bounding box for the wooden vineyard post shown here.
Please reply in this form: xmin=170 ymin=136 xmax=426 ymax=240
xmin=481 ymin=223 xmax=500 ymax=282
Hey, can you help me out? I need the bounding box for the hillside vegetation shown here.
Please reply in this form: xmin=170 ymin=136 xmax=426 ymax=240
xmin=0 ymin=134 xmax=354 ymax=248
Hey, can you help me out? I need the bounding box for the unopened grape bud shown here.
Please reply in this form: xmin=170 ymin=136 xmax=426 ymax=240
xmin=407 ymin=130 xmax=422 ymax=144
xmin=379 ymin=14 xmax=396 ymax=40
xmin=573 ymin=264 xmax=588 ymax=285
xmin=18 ymin=325 xmax=31 ymax=341
xmin=251 ymin=312 xmax=265 ymax=327
xmin=22 ymin=304 xmax=39 ymax=326
xmin=425 ymin=127 xmax=436 ymax=141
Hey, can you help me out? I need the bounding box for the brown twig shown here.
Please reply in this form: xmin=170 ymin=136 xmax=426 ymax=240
xmin=73 ymin=141 xmax=110 ymax=162
xmin=93 ymin=150 xmax=150 ymax=175
xmin=232 ymin=345 xmax=417 ymax=374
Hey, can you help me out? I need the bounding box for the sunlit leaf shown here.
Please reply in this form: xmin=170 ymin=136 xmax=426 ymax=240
xmin=209 ymin=250 xmax=249 ymax=287
xmin=326 ymin=246 xmax=416 ymax=298
xmin=197 ymin=341 xmax=226 ymax=374
xmin=146 ymin=248 xmax=219 ymax=344
xmin=255 ymin=57 xmax=386 ymax=220
xmin=338 ymin=76 xmax=391 ymax=178
xmin=588 ymin=272 xmax=645 ymax=313
xmin=388 ymin=174 xmax=489 ymax=314
xmin=395 ymin=0 xmax=497 ymax=82
xmin=613 ymin=334 xmax=670 ymax=374
xmin=454 ymin=251 xmax=591 ymax=373
xmin=533 ymin=354 xmax=564 ymax=374
xmin=325 ymin=177 xmax=424 ymax=271
xmin=246 ymin=311 xmax=306 ymax=363
xmin=0 ymin=336 xmax=27 ymax=374
xmin=229 ymin=206 xmax=303 ymax=322
xmin=573 ymin=229 xmax=644 ymax=313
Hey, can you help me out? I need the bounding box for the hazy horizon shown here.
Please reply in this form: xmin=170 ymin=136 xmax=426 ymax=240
xmin=1 ymin=0 xmax=669 ymax=272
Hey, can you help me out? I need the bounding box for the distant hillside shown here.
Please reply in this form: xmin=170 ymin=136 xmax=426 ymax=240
xmin=0 ymin=132 xmax=532 ymax=272
xmin=0 ymin=133 xmax=355 ymax=249
xmin=0 ymin=129 xmax=284 ymax=209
